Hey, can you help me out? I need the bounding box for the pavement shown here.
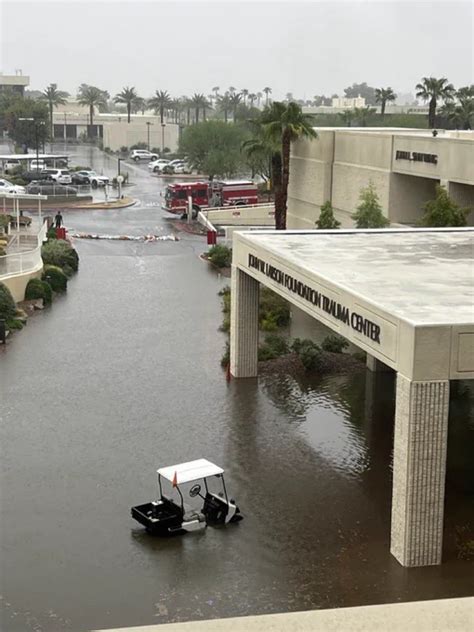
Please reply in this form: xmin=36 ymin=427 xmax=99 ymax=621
xmin=66 ymin=196 xmax=137 ymax=210
xmin=94 ymin=597 xmax=474 ymax=632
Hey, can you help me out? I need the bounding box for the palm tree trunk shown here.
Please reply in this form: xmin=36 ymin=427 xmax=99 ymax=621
xmin=127 ymin=103 xmax=131 ymax=123
xmin=429 ymin=97 xmax=436 ymax=128
xmin=187 ymin=108 xmax=190 ymax=125
xmin=49 ymin=104 xmax=53 ymax=144
xmin=224 ymin=109 xmax=228 ymax=123
xmin=381 ymin=100 xmax=386 ymax=117
xmin=278 ymin=130 xmax=291 ymax=231
xmin=195 ymin=107 xmax=199 ymax=123
xmin=89 ymin=104 xmax=94 ymax=130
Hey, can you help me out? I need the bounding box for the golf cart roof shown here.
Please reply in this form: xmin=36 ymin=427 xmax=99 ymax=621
xmin=158 ymin=459 xmax=224 ymax=484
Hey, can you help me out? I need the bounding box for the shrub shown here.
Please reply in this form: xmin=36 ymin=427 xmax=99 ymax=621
xmin=421 ymin=185 xmax=469 ymax=227
xmin=0 ymin=282 xmax=17 ymax=320
xmin=42 ymin=239 xmax=79 ymax=272
xmin=259 ymin=287 xmax=290 ymax=328
xmin=43 ymin=265 xmax=68 ymax=292
xmin=351 ymin=182 xmax=389 ymax=228
xmin=220 ymin=341 xmax=230 ymax=367
xmin=130 ymin=142 xmax=148 ymax=150
xmin=0 ymin=214 xmax=11 ymax=230
xmin=260 ymin=314 xmax=278 ymax=331
xmin=291 ymin=338 xmax=325 ymax=371
xmin=120 ymin=146 xmax=129 ymax=154
xmin=6 ymin=318 xmax=23 ymax=330
xmin=258 ymin=334 xmax=289 ymax=361
xmin=207 ymin=245 xmax=232 ymax=268
xmin=321 ymin=334 xmax=349 ymax=353
xmin=25 ymin=278 xmax=52 ymax=305
xmin=46 ymin=226 xmax=58 ymax=240
xmin=316 ymin=201 xmax=341 ymax=229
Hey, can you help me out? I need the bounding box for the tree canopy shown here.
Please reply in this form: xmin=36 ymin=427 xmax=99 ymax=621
xmin=3 ymin=98 xmax=49 ymax=150
xmin=344 ymin=82 xmax=377 ymax=105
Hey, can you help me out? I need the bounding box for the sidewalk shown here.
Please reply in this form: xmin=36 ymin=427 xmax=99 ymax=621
xmin=64 ymin=196 xmax=137 ymax=210
xmin=94 ymin=598 xmax=473 ymax=632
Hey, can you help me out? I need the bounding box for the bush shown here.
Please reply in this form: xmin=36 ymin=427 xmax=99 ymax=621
xmin=351 ymin=182 xmax=389 ymax=228
xmin=43 ymin=265 xmax=68 ymax=292
xmin=321 ymin=334 xmax=349 ymax=353
xmin=0 ymin=282 xmax=17 ymax=320
xmin=25 ymin=278 xmax=52 ymax=305
xmin=259 ymin=287 xmax=290 ymax=328
xmin=207 ymin=245 xmax=232 ymax=268
xmin=421 ymin=185 xmax=469 ymax=227
xmin=0 ymin=214 xmax=11 ymax=230
xmin=130 ymin=142 xmax=148 ymax=150
xmin=258 ymin=334 xmax=289 ymax=361
xmin=220 ymin=341 xmax=230 ymax=367
xmin=316 ymin=201 xmax=341 ymax=229
xmin=46 ymin=226 xmax=58 ymax=240
xmin=120 ymin=146 xmax=129 ymax=154
xmin=291 ymin=338 xmax=325 ymax=371
xmin=42 ymin=239 xmax=79 ymax=272
xmin=6 ymin=318 xmax=23 ymax=330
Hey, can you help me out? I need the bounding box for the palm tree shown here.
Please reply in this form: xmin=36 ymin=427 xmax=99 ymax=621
xmin=261 ymin=102 xmax=317 ymax=229
xmin=132 ymin=96 xmax=147 ymax=115
xmin=77 ymin=84 xmax=109 ymax=128
xmin=242 ymin=118 xmax=281 ymax=189
xmin=415 ymin=77 xmax=455 ymax=128
xmin=228 ymin=86 xmax=236 ymax=95
xmin=113 ymin=86 xmax=139 ymax=123
xmin=375 ymin=87 xmax=397 ymax=117
xmin=217 ymin=93 xmax=232 ymax=123
xmin=256 ymin=92 xmax=263 ymax=108
xmin=263 ymin=87 xmax=272 ymax=105
xmin=248 ymin=93 xmax=257 ymax=108
xmin=229 ymin=93 xmax=242 ymax=122
xmin=41 ymin=83 xmax=69 ymax=138
xmin=285 ymin=92 xmax=294 ymax=103
xmin=441 ymin=99 xmax=474 ymax=130
xmin=338 ymin=109 xmax=356 ymax=127
xmin=353 ymin=106 xmax=376 ymax=127
xmin=456 ymin=84 xmax=474 ymax=105
xmin=169 ymin=98 xmax=181 ymax=124
xmin=212 ymin=86 xmax=220 ymax=101
xmin=190 ymin=93 xmax=210 ymax=123
xmin=148 ymin=90 xmax=172 ymax=125
xmin=241 ymin=89 xmax=249 ymax=105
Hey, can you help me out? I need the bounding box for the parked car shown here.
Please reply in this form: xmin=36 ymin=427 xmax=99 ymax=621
xmin=0 ymin=178 xmax=25 ymax=194
xmin=22 ymin=171 xmax=51 ymax=183
xmin=162 ymin=162 xmax=191 ymax=175
xmin=26 ymin=181 xmax=78 ymax=196
xmin=130 ymin=149 xmax=159 ymax=162
xmin=71 ymin=170 xmax=109 ymax=187
xmin=40 ymin=168 xmax=72 ymax=184
xmin=148 ymin=159 xmax=171 ymax=173
xmin=29 ymin=160 xmax=46 ymax=171
xmin=3 ymin=160 xmax=22 ymax=174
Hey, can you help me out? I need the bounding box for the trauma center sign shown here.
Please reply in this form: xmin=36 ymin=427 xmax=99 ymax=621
xmin=248 ymin=254 xmax=381 ymax=344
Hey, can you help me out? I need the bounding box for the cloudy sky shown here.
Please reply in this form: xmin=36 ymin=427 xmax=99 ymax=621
xmin=1 ymin=0 xmax=472 ymax=100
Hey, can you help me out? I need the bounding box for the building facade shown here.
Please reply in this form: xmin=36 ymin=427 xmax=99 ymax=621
xmin=287 ymin=128 xmax=474 ymax=228
xmin=0 ymin=73 xmax=30 ymax=96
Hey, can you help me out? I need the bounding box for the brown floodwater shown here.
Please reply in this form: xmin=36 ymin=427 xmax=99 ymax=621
xmin=1 ymin=146 xmax=473 ymax=632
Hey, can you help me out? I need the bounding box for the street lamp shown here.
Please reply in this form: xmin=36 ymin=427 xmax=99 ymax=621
xmin=146 ymin=121 xmax=153 ymax=151
xmin=18 ymin=117 xmax=45 ymax=173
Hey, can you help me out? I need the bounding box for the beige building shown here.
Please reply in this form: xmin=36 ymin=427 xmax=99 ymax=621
xmin=331 ymin=95 xmax=366 ymax=108
xmin=288 ymin=128 xmax=474 ymax=228
xmin=0 ymin=72 xmax=30 ymax=96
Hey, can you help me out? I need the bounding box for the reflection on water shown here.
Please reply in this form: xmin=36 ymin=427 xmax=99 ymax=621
xmin=1 ymin=145 xmax=473 ymax=632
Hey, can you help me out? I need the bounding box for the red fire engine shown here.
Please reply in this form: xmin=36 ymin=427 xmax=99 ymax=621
xmin=162 ymin=180 xmax=259 ymax=216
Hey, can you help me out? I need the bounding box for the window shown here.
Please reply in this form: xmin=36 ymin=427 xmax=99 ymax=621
xmin=177 ymin=190 xmax=188 ymax=200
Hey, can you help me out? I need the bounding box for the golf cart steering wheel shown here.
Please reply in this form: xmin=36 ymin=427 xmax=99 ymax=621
xmin=189 ymin=484 xmax=201 ymax=498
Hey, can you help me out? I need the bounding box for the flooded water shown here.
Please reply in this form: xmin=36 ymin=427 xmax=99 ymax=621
xmin=1 ymin=146 xmax=473 ymax=632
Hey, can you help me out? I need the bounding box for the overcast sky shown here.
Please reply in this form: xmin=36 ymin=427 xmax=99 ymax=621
xmin=1 ymin=0 xmax=473 ymax=100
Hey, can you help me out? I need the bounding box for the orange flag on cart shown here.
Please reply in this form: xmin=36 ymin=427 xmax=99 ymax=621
xmin=172 ymin=471 xmax=178 ymax=488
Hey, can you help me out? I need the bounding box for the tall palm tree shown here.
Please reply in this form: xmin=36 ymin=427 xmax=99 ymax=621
xmin=415 ymin=77 xmax=455 ymax=128
xmin=241 ymin=89 xmax=249 ymax=105
xmin=148 ymin=90 xmax=172 ymax=125
xmin=77 ymin=84 xmax=109 ymax=128
xmin=262 ymin=102 xmax=317 ymax=229
xmin=228 ymin=93 xmax=242 ymax=122
xmin=113 ymin=86 xmax=139 ymax=123
xmin=189 ymin=93 xmax=210 ymax=123
xmin=169 ymin=98 xmax=181 ymax=124
xmin=217 ymin=93 xmax=232 ymax=123
xmin=242 ymin=119 xmax=281 ymax=192
xmin=256 ymin=92 xmax=263 ymax=108
xmin=263 ymin=87 xmax=272 ymax=105
xmin=228 ymin=86 xmax=236 ymax=95
xmin=132 ymin=96 xmax=147 ymax=115
xmin=212 ymin=86 xmax=220 ymax=101
xmin=41 ymin=83 xmax=69 ymax=138
xmin=248 ymin=93 xmax=257 ymax=108
xmin=375 ymin=87 xmax=397 ymax=117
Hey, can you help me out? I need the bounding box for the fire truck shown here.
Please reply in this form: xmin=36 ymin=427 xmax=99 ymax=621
xmin=162 ymin=180 xmax=259 ymax=217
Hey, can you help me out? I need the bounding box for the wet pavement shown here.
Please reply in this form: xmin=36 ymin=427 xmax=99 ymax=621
xmin=1 ymin=145 xmax=473 ymax=632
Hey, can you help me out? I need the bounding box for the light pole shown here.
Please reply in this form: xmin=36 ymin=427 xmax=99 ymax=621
xmin=146 ymin=121 xmax=153 ymax=151
xmin=18 ymin=117 xmax=45 ymax=173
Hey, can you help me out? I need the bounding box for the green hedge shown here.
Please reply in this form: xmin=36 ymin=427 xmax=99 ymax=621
xmin=43 ymin=265 xmax=68 ymax=292
xmin=207 ymin=245 xmax=232 ymax=268
xmin=42 ymin=239 xmax=79 ymax=272
xmin=0 ymin=282 xmax=17 ymax=320
xmin=25 ymin=278 xmax=52 ymax=305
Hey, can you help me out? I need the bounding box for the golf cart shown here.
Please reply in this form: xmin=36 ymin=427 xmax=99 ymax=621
xmin=131 ymin=459 xmax=242 ymax=536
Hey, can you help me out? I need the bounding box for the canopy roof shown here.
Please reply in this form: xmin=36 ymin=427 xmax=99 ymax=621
xmin=158 ymin=459 xmax=224 ymax=484
xmin=0 ymin=154 xmax=68 ymax=160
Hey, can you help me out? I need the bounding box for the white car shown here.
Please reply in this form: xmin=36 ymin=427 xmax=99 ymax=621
xmin=3 ymin=160 xmax=22 ymax=174
xmin=0 ymin=178 xmax=25 ymax=194
xmin=172 ymin=162 xmax=191 ymax=174
xmin=148 ymin=159 xmax=170 ymax=173
xmin=130 ymin=149 xmax=159 ymax=162
xmin=30 ymin=160 xmax=46 ymax=171
xmin=72 ymin=170 xmax=109 ymax=188
xmin=41 ymin=168 xmax=72 ymax=184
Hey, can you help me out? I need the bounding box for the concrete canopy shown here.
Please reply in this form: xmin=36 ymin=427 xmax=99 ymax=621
xmin=229 ymin=228 xmax=474 ymax=567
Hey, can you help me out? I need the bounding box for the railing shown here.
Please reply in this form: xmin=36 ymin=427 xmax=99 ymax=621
xmin=0 ymin=221 xmax=47 ymax=279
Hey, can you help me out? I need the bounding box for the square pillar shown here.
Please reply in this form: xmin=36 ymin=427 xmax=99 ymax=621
xmin=366 ymin=354 xmax=391 ymax=372
xmin=391 ymin=375 xmax=449 ymax=566
xmin=230 ymin=266 xmax=259 ymax=377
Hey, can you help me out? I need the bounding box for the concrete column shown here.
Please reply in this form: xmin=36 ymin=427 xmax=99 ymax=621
xmin=230 ymin=266 xmax=259 ymax=377
xmin=390 ymin=374 xmax=449 ymax=567
xmin=366 ymin=354 xmax=391 ymax=372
